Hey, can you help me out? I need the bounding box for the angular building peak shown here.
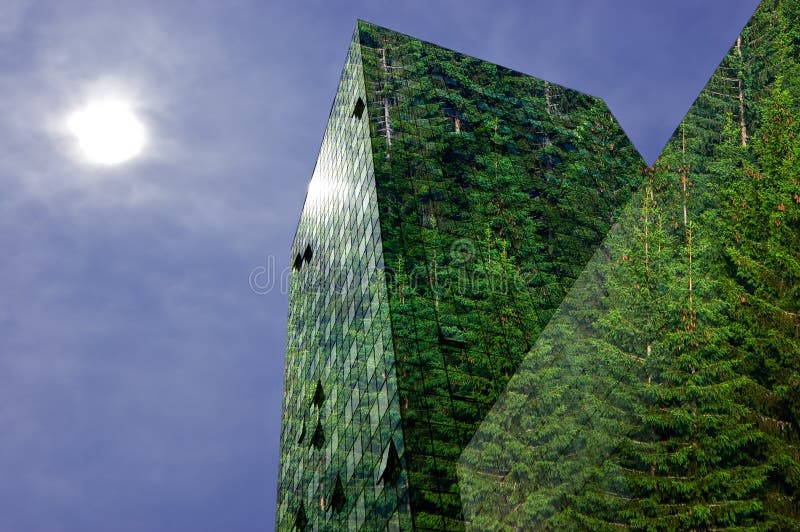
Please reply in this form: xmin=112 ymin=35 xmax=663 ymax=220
xmin=354 ymin=18 xmax=604 ymax=101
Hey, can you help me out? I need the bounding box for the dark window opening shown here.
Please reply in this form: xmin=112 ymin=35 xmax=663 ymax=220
xmin=330 ymin=474 xmax=346 ymax=514
xmin=294 ymin=501 xmax=307 ymax=531
xmin=438 ymin=326 xmax=469 ymax=349
xmin=310 ymin=419 xmax=325 ymax=449
xmin=303 ymin=243 xmax=313 ymax=264
xmin=380 ymin=438 xmax=401 ymax=485
xmin=292 ymin=253 xmax=303 ymax=271
xmin=353 ymin=97 xmax=365 ymax=119
xmin=312 ymin=379 xmax=325 ymax=407
xmin=560 ymin=141 xmax=578 ymax=152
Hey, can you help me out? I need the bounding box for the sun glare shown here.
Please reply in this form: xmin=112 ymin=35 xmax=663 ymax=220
xmin=67 ymin=100 xmax=147 ymax=165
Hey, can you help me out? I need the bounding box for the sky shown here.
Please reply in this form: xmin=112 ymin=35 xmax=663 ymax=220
xmin=0 ymin=0 xmax=761 ymax=530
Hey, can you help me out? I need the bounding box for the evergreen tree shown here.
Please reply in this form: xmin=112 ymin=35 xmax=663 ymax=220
xmin=722 ymin=78 xmax=800 ymax=525
xmin=461 ymin=2 xmax=800 ymax=528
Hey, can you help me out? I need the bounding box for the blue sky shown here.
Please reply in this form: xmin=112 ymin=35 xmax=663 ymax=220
xmin=0 ymin=0 xmax=760 ymax=530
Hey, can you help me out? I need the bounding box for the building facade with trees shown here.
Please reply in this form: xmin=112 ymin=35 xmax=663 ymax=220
xmin=278 ymin=2 xmax=799 ymax=528
xmin=277 ymin=20 xmax=643 ymax=530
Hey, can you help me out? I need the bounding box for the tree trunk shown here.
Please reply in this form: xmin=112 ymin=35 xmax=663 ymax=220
xmin=736 ymin=35 xmax=748 ymax=146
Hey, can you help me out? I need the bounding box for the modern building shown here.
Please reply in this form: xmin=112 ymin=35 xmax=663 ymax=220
xmin=276 ymin=20 xmax=644 ymax=531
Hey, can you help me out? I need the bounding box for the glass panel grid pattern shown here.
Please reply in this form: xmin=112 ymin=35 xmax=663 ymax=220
xmin=276 ymin=30 xmax=410 ymax=532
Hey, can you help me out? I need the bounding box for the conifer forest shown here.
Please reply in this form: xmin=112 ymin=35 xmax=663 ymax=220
xmin=459 ymin=1 xmax=800 ymax=528
xmin=278 ymin=1 xmax=799 ymax=529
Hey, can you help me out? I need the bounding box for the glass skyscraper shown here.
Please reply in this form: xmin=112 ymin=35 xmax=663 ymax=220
xmin=276 ymin=20 xmax=644 ymax=531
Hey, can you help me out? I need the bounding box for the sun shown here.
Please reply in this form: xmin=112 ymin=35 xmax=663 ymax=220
xmin=67 ymin=100 xmax=147 ymax=165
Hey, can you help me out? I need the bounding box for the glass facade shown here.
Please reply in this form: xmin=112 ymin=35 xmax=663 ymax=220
xmin=276 ymin=31 xmax=411 ymax=531
xmin=277 ymin=21 xmax=644 ymax=531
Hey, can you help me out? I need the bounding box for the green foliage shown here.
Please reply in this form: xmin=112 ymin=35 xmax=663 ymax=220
xmin=283 ymin=4 xmax=800 ymax=528
xmin=359 ymin=19 xmax=643 ymax=529
xmin=459 ymin=0 xmax=800 ymax=528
